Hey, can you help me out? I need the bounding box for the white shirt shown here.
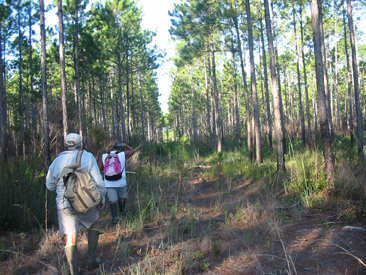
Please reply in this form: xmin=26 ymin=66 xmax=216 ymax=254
xmin=46 ymin=150 xmax=107 ymax=209
xmin=102 ymin=151 xmax=127 ymax=188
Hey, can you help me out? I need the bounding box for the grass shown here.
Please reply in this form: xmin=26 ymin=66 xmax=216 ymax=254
xmin=1 ymin=136 xmax=366 ymax=274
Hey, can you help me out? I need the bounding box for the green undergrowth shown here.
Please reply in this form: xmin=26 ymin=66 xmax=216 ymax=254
xmin=1 ymin=135 xmax=365 ymax=232
xmin=1 ymin=136 xmax=366 ymax=274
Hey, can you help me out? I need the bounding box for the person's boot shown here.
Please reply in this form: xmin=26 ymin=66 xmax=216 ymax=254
xmin=87 ymin=229 xmax=101 ymax=270
xmin=118 ymin=199 xmax=127 ymax=216
xmin=110 ymin=203 xmax=118 ymax=224
xmin=65 ymin=245 xmax=79 ymax=275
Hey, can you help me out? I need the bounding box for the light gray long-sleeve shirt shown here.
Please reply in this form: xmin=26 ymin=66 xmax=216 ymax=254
xmin=46 ymin=150 xmax=107 ymax=210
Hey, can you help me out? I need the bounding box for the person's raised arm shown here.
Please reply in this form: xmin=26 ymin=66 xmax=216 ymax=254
xmin=122 ymin=143 xmax=135 ymax=160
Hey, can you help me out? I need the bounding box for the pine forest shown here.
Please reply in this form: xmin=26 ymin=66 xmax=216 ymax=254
xmin=1 ymin=0 xmax=366 ymax=274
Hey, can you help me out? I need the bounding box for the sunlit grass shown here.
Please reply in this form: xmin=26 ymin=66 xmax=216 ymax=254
xmin=1 ymin=136 xmax=365 ymax=274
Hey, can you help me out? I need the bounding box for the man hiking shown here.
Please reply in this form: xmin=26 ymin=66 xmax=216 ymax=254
xmin=46 ymin=133 xmax=107 ymax=275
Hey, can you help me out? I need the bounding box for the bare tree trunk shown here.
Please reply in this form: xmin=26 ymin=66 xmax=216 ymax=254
xmin=131 ymin=68 xmax=136 ymax=132
xmin=117 ymin=32 xmax=126 ymax=141
xmin=182 ymin=104 xmax=186 ymax=137
xmin=211 ymin=35 xmax=222 ymax=153
xmin=347 ymin=0 xmax=363 ymax=158
xmin=342 ymin=3 xmax=354 ymax=144
xmin=299 ymin=3 xmax=311 ymax=139
xmin=0 ymin=29 xmax=6 ymax=160
xmin=190 ymin=67 xmax=198 ymax=144
xmin=126 ymin=52 xmax=131 ymax=143
xmin=310 ymin=0 xmax=335 ymax=185
xmin=333 ymin=0 xmax=340 ymax=131
xmin=270 ymin=0 xmax=286 ymax=154
xmin=246 ymin=0 xmax=262 ymax=163
xmin=28 ymin=4 xmax=37 ymax=144
xmin=292 ymin=0 xmax=305 ymax=146
xmin=260 ymin=16 xmax=272 ymax=150
xmin=40 ymin=0 xmax=50 ymax=166
xmin=100 ymin=74 xmax=106 ymax=130
xmin=204 ymin=56 xmax=212 ymax=147
xmin=138 ymin=71 xmax=145 ymax=143
xmin=17 ymin=2 xmax=25 ymax=159
xmin=234 ymin=12 xmax=252 ymax=159
xmin=319 ymin=3 xmax=334 ymax=141
xmin=58 ymin=0 xmax=68 ymax=142
xmin=230 ymin=35 xmax=241 ymax=146
xmin=109 ymin=70 xmax=116 ymax=138
xmin=264 ymin=0 xmax=285 ymax=170
xmin=74 ymin=0 xmax=83 ymax=140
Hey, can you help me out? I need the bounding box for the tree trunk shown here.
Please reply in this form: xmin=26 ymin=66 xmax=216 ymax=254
xmin=234 ymin=13 xmax=251 ymax=159
xmin=40 ymin=0 xmax=51 ymax=166
xmin=230 ymin=33 xmax=240 ymax=146
xmin=17 ymin=2 xmax=25 ymax=159
xmin=117 ymin=30 xmax=126 ymax=141
xmin=246 ymin=0 xmax=262 ymax=163
xmin=292 ymin=0 xmax=305 ymax=146
xmin=319 ymin=3 xmax=334 ymax=141
xmin=264 ymin=0 xmax=285 ymax=171
xmin=347 ymin=0 xmax=363 ymax=158
xmin=74 ymin=0 xmax=82 ymax=139
xmin=342 ymin=2 xmax=354 ymax=145
xmin=110 ymin=70 xmax=116 ymax=138
xmin=270 ymin=0 xmax=286 ymax=154
xmin=0 ymin=23 xmax=7 ymax=161
xmin=100 ymin=74 xmax=106 ymax=130
xmin=260 ymin=15 xmax=272 ymax=150
xmin=190 ymin=67 xmax=198 ymax=144
xmin=28 ymin=3 xmax=37 ymax=145
xmin=333 ymin=0 xmax=340 ymax=131
xmin=126 ymin=51 xmax=131 ymax=143
xmin=58 ymin=0 xmax=68 ymax=143
xmin=207 ymin=49 xmax=216 ymax=147
xmin=310 ymin=0 xmax=335 ymax=185
xmin=299 ymin=3 xmax=311 ymax=139
xmin=210 ymin=35 xmax=222 ymax=153
xmin=138 ymin=71 xmax=146 ymax=143
xmin=204 ymin=56 xmax=212 ymax=147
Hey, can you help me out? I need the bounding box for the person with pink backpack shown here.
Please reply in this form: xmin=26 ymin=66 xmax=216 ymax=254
xmin=98 ymin=142 xmax=135 ymax=224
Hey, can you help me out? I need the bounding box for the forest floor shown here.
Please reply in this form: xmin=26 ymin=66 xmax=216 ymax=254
xmin=1 ymin=165 xmax=366 ymax=274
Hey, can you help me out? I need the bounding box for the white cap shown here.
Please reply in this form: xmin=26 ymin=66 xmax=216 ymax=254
xmin=65 ymin=133 xmax=82 ymax=147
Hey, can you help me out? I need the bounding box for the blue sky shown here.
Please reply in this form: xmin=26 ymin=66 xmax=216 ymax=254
xmin=137 ymin=0 xmax=180 ymax=114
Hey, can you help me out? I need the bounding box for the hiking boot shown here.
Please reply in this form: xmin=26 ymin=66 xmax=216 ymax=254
xmin=87 ymin=229 xmax=101 ymax=270
xmin=110 ymin=203 xmax=118 ymax=224
xmin=118 ymin=200 xmax=127 ymax=217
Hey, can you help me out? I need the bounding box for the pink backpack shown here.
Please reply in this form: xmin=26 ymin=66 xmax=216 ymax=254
xmin=104 ymin=152 xmax=124 ymax=181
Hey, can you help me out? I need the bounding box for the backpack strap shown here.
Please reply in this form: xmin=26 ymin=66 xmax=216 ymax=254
xmin=76 ymin=150 xmax=83 ymax=167
xmin=55 ymin=150 xmax=83 ymax=187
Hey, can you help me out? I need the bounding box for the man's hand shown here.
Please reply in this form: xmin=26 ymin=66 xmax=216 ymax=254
xmin=97 ymin=202 xmax=105 ymax=211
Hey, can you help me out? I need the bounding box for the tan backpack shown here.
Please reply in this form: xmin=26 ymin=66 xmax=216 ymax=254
xmin=58 ymin=150 xmax=101 ymax=213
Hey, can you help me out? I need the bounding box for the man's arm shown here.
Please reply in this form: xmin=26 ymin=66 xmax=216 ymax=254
xmin=45 ymin=162 xmax=56 ymax=191
xmin=122 ymin=143 xmax=135 ymax=160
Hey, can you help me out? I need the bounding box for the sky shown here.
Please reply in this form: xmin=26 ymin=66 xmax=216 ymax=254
xmin=44 ymin=0 xmax=180 ymax=115
xmin=136 ymin=0 xmax=180 ymax=115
